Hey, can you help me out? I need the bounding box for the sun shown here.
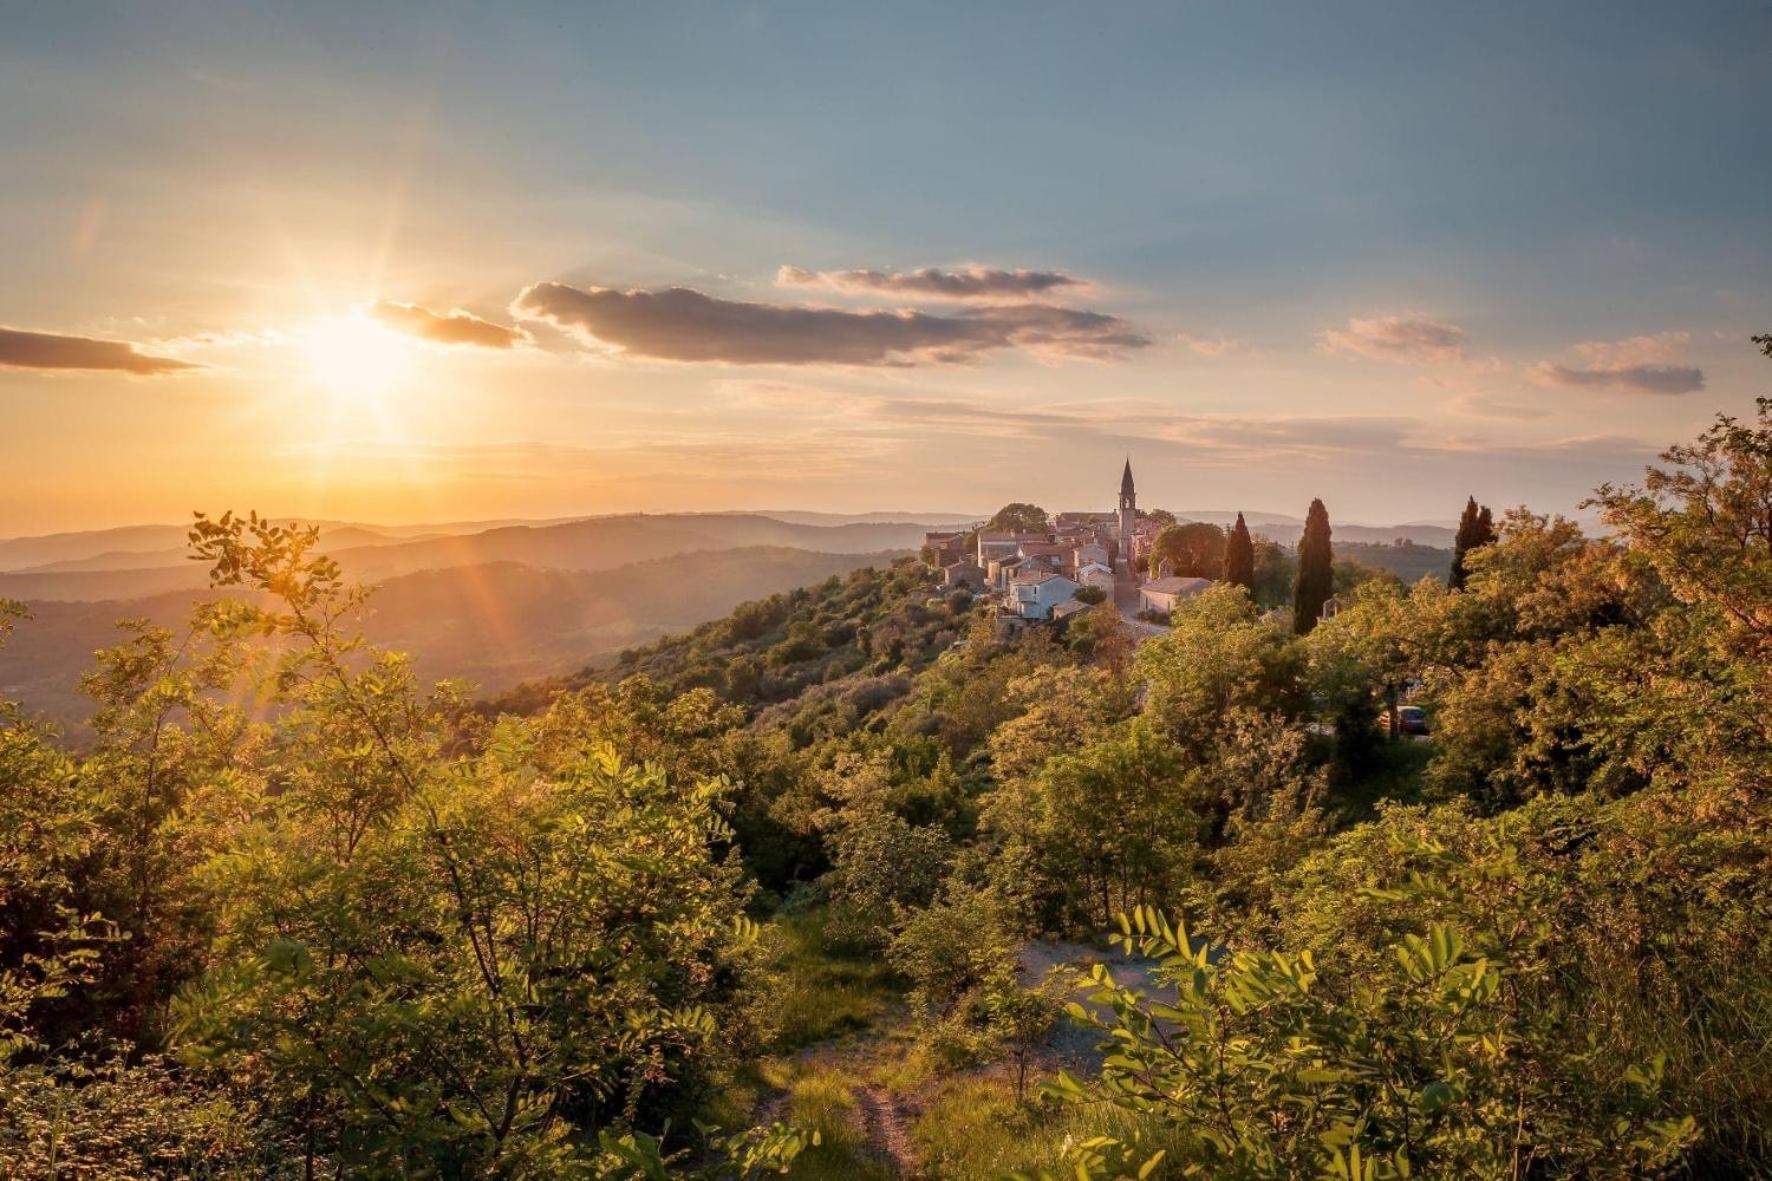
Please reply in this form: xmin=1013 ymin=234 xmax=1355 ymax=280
xmin=299 ymin=312 xmax=415 ymax=400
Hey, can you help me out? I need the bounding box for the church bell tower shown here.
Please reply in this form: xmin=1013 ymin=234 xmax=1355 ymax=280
xmin=1117 ymin=458 xmax=1136 ymax=565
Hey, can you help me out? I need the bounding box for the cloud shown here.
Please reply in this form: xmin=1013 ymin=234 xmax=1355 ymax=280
xmin=1526 ymin=332 xmax=1704 ymax=395
xmin=1446 ymin=391 xmax=1553 ymax=420
xmin=368 ymin=300 xmax=528 ymax=348
xmin=511 ymin=281 xmax=1148 ymax=366
xmin=0 ymin=327 xmax=196 ymax=375
xmin=1571 ymin=331 xmax=1688 ymax=368
xmin=1526 ymin=362 xmax=1704 ymax=395
xmin=1318 ymin=314 xmax=1467 ymax=365
xmin=777 ymin=264 xmax=1086 ymax=302
xmin=1177 ymin=331 xmax=1245 ymax=357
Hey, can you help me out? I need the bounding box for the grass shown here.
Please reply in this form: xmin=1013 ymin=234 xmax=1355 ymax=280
xmin=778 ymin=1061 xmax=896 ymax=1180
xmin=763 ymin=910 xmax=903 ymax=1050
xmin=699 ymin=907 xmax=907 ymax=1176
xmin=909 ymin=1069 xmax=1185 ymax=1178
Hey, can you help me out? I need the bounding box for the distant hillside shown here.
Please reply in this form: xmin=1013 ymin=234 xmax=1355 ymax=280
xmin=0 ymin=525 xmax=197 ymax=571
xmin=326 ymin=515 xmax=934 ymax=582
xmin=734 ymin=510 xmax=983 ymax=527
xmin=8 ymin=525 xmax=407 ymax=575
xmin=0 ymin=514 xmax=936 ymax=601
xmin=485 ymin=555 xmax=961 ymax=728
xmin=1336 ymin=541 xmax=1453 ymax=585
xmin=1247 ymin=521 xmax=1455 ymax=548
xmin=0 ymin=546 xmax=904 ymax=735
xmin=0 ymin=565 xmax=220 ymax=602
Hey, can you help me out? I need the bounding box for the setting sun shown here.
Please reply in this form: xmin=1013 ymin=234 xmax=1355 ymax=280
xmin=299 ymin=312 xmax=415 ymax=399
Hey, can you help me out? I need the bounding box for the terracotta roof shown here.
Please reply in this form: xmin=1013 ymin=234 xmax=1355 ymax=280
xmin=1143 ymin=576 xmax=1214 ymax=595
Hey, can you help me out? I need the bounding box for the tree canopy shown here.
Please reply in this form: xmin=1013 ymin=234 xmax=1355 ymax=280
xmin=987 ymin=502 xmax=1050 ymax=533
xmin=1150 ymin=520 xmax=1226 ymax=578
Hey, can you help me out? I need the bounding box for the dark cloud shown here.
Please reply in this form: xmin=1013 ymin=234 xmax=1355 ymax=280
xmin=1525 ymin=332 xmax=1703 ymax=395
xmin=1319 ymin=314 xmax=1467 ymax=364
xmin=368 ymin=300 xmax=528 ymax=348
xmin=511 ymin=282 xmax=1147 ymax=366
xmin=1526 ymin=361 xmax=1705 ymax=395
xmin=0 ymin=327 xmax=195 ymax=375
xmin=776 ymin=264 xmax=1086 ymax=302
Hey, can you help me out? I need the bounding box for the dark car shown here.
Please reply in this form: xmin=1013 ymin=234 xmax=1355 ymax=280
xmin=1377 ymin=705 xmax=1430 ymax=736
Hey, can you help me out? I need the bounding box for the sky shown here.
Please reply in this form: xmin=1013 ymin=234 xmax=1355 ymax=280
xmin=2 ymin=1 xmax=1769 ymax=534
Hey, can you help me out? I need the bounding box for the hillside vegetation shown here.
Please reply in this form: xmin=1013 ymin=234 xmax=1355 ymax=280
xmin=1 ymin=384 xmax=1770 ymax=1177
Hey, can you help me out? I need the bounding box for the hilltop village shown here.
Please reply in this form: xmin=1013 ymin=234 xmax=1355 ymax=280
xmin=921 ymin=460 xmax=1220 ymax=624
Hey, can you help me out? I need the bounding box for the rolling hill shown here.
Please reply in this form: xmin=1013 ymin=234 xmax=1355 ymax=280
xmin=0 ymin=545 xmax=906 ymax=736
xmin=0 ymin=514 xmax=942 ymax=602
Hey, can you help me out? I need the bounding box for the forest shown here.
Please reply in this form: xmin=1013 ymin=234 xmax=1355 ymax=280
xmin=2 ymin=365 xmax=1770 ymax=1177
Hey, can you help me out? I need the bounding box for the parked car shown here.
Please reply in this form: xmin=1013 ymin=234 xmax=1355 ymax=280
xmin=1377 ymin=704 xmax=1430 ymax=736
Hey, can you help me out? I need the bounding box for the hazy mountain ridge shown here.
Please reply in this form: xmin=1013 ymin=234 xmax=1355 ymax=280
xmin=1180 ymin=512 xmax=1456 ymax=548
xmin=0 ymin=545 xmax=905 ymax=736
xmin=0 ymin=514 xmax=939 ymax=601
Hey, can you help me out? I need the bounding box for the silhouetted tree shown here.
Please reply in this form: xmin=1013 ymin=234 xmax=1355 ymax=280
xmin=988 ymin=502 xmax=1050 ymax=533
xmin=1223 ymin=512 xmax=1255 ymax=593
xmin=1450 ymin=496 xmax=1498 ymax=590
xmin=1292 ymin=499 xmax=1333 ymax=634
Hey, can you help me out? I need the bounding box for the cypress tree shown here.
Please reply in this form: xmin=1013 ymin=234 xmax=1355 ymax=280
xmin=1450 ymin=496 xmax=1497 ymax=590
xmin=1223 ymin=511 xmax=1255 ymax=593
xmin=1292 ymin=498 xmax=1333 ymax=634
xmin=1450 ymin=496 xmax=1479 ymax=590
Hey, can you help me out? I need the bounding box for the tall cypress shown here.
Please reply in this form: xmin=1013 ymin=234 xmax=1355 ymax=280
xmin=1450 ymin=496 xmax=1479 ymax=589
xmin=1224 ymin=511 xmax=1255 ymax=593
xmin=1450 ymin=496 xmax=1497 ymax=590
xmin=1292 ymin=498 xmax=1333 ymax=634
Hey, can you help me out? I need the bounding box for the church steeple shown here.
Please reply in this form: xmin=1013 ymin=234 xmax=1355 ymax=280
xmin=1117 ymin=457 xmax=1137 ymax=565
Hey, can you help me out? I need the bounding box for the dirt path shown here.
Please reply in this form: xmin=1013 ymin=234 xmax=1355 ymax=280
xmin=752 ymin=1033 xmax=923 ymax=1177
xmin=854 ymin=1082 xmax=918 ymax=1175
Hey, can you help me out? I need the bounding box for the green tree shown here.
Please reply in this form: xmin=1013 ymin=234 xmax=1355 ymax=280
xmin=1223 ymin=512 xmax=1255 ymax=592
xmin=1150 ymin=521 xmax=1225 ymax=578
xmin=814 ymin=755 xmax=954 ymax=948
xmin=1292 ymin=498 xmax=1334 ymax=635
xmin=1249 ymin=536 xmax=1295 ymax=609
xmin=167 ymin=513 xmax=780 ymax=1175
xmin=987 ymin=503 xmax=1050 ymax=533
xmin=991 ymin=724 xmax=1206 ymax=930
xmin=1591 ymin=395 xmax=1772 ymax=661
xmin=1135 ymin=585 xmax=1298 ymax=755
xmin=1042 ymin=892 xmax=1696 ymax=1180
